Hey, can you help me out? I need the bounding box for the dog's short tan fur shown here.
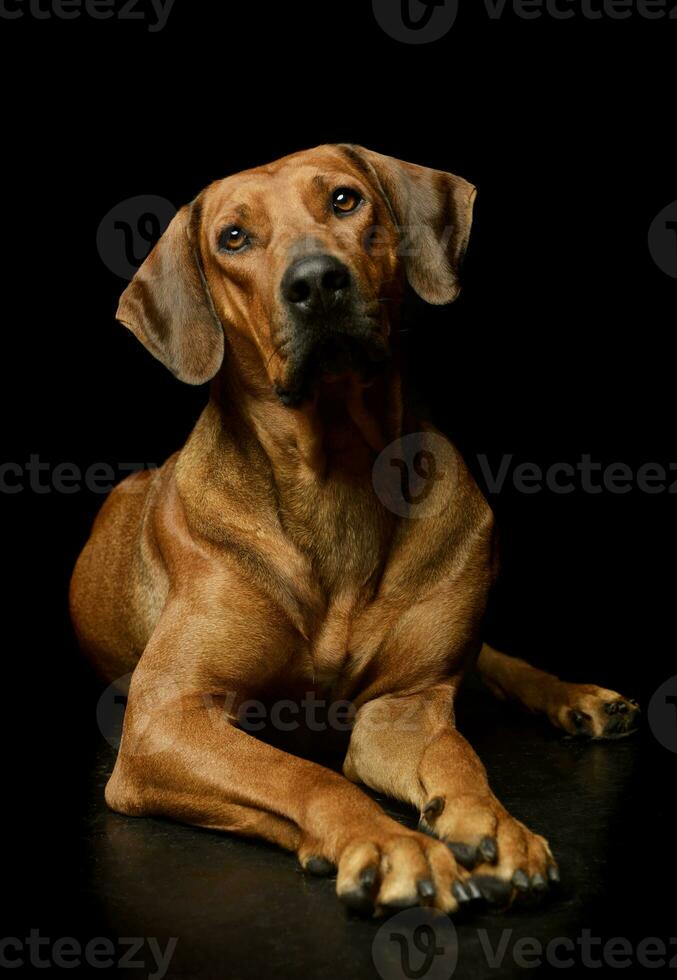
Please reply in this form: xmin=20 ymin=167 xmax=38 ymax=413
xmin=70 ymin=145 xmax=639 ymax=914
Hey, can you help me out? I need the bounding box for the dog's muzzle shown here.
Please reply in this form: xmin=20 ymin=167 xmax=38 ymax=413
xmin=276 ymin=254 xmax=389 ymax=406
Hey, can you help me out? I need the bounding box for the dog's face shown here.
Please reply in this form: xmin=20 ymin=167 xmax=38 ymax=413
xmin=117 ymin=145 xmax=476 ymax=402
xmin=197 ymin=146 xmax=400 ymax=404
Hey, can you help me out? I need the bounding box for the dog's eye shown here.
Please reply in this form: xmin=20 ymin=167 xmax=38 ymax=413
xmin=332 ymin=187 xmax=363 ymax=216
xmin=219 ymin=226 xmax=250 ymax=252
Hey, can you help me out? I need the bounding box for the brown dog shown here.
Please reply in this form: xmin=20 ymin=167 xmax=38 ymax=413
xmin=70 ymin=145 xmax=639 ymax=915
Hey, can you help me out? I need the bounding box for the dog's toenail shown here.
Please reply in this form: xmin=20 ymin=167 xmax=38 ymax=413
xmin=512 ymin=869 xmax=530 ymax=891
xmin=547 ymin=865 xmax=560 ymax=884
xmin=466 ymin=880 xmax=482 ymax=900
xmin=417 ymin=879 xmax=436 ymax=899
xmin=531 ymin=873 xmax=547 ymax=892
xmin=452 ymin=881 xmax=471 ymax=903
xmin=359 ymin=866 xmax=377 ymax=889
xmin=479 ymin=836 xmax=498 ymax=863
xmin=448 ymin=842 xmax=477 ymax=869
xmin=304 ymin=856 xmax=335 ymax=876
xmin=423 ymin=796 xmax=445 ymax=821
xmin=469 ymin=874 xmax=512 ymax=905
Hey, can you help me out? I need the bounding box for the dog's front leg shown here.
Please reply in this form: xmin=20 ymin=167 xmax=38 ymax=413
xmin=343 ymin=684 xmax=559 ymax=908
xmin=105 ymin=651 xmax=471 ymax=915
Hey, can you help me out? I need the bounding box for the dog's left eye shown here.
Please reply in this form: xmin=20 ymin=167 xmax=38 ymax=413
xmin=219 ymin=226 xmax=250 ymax=252
xmin=332 ymin=187 xmax=363 ymax=215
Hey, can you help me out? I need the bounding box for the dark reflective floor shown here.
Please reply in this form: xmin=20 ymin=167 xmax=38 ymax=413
xmin=63 ymin=682 xmax=676 ymax=980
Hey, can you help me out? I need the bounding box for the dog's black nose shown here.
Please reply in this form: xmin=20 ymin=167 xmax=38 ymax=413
xmin=282 ymin=255 xmax=351 ymax=314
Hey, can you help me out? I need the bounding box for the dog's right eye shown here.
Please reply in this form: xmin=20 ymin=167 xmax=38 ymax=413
xmin=218 ymin=226 xmax=250 ymax=253
xmin=332 ymin=187 xmax=363 ymax=216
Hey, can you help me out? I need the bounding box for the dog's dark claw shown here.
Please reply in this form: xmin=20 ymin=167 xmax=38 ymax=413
xmin=466 ymin=879 xmax=482 ymax=900
xmin=417 ymin=878 xmax=436 ymax=899
xmin=360 ymin=866 xmax=377 ymax=889
xmin=530 ymin=873 xmax=547 ymax=893
xmin=420 ymin=797 xmax=445 ymax=836
xmin=512 ymin=869 xmax=530 ymax=892
xmin=469 ymin=874 xmax=512 ymax=906
xmin=452 ymin=880 xmax=472 ymax=903
xmin=448 ymin=842 xmax=477 ymax=869
xmin=422 ymin=797 xmax=445 ymax=821
xmin=603 ymin=715 xmax=627 ymax=736
xmin=341 ymin=866 xmax=378 ymax=914
xmin=569 ymin=709 xmax=593 ymax=736
xmin=304 ymin=856 xmax=336 ymax=876
xmin=478 ymin=836 xmax=498 ymax=864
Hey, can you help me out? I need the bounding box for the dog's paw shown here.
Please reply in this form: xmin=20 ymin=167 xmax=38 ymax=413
xmin=554 ymin=685 xmax=640 ymax=739
xmin=419 ymin=794 xmax=559 ymax=907
xmin=332 ymin=826 xmax=473 ymax=917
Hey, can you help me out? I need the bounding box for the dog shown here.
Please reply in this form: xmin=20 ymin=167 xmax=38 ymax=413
xmin=70 ymin=145 xmax=640 ymax=915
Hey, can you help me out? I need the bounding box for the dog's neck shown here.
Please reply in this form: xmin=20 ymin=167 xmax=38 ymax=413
xmin=208 ymin=333 xmax=404 ymax=480
xmin=177 ymin=332 xmax=405 ymax=592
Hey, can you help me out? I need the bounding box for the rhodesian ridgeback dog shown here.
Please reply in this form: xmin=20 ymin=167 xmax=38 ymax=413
xmin=70 ymin=145 xmax=640 ymax=915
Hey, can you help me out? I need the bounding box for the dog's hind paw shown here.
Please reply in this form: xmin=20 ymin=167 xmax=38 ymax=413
xmin=555 ymin=686 xmax=640 ymax=739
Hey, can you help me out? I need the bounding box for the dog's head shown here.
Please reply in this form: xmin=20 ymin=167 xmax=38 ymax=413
xmin=117 ymin=145 xmax=476 ymax=405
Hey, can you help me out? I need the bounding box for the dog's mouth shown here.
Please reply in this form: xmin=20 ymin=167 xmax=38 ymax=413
xmin=274 ymin=320 xmax=390 ymax=407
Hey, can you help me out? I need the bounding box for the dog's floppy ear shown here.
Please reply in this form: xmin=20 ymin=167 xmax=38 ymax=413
xmin=341 ymin=145 xmax=476 ymax=305
xmin=116 ymin=203 xmax=224 ymax=384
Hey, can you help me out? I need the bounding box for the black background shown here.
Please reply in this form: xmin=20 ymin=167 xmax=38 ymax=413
xmin=2 ymin=0 xmax=676 ymax=974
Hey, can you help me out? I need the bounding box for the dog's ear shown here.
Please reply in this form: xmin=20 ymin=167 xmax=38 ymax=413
xmin=341 ymin=145 xmax=476 ymax=305
xmin=116 ymin=203 xmax=224 ymax=384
